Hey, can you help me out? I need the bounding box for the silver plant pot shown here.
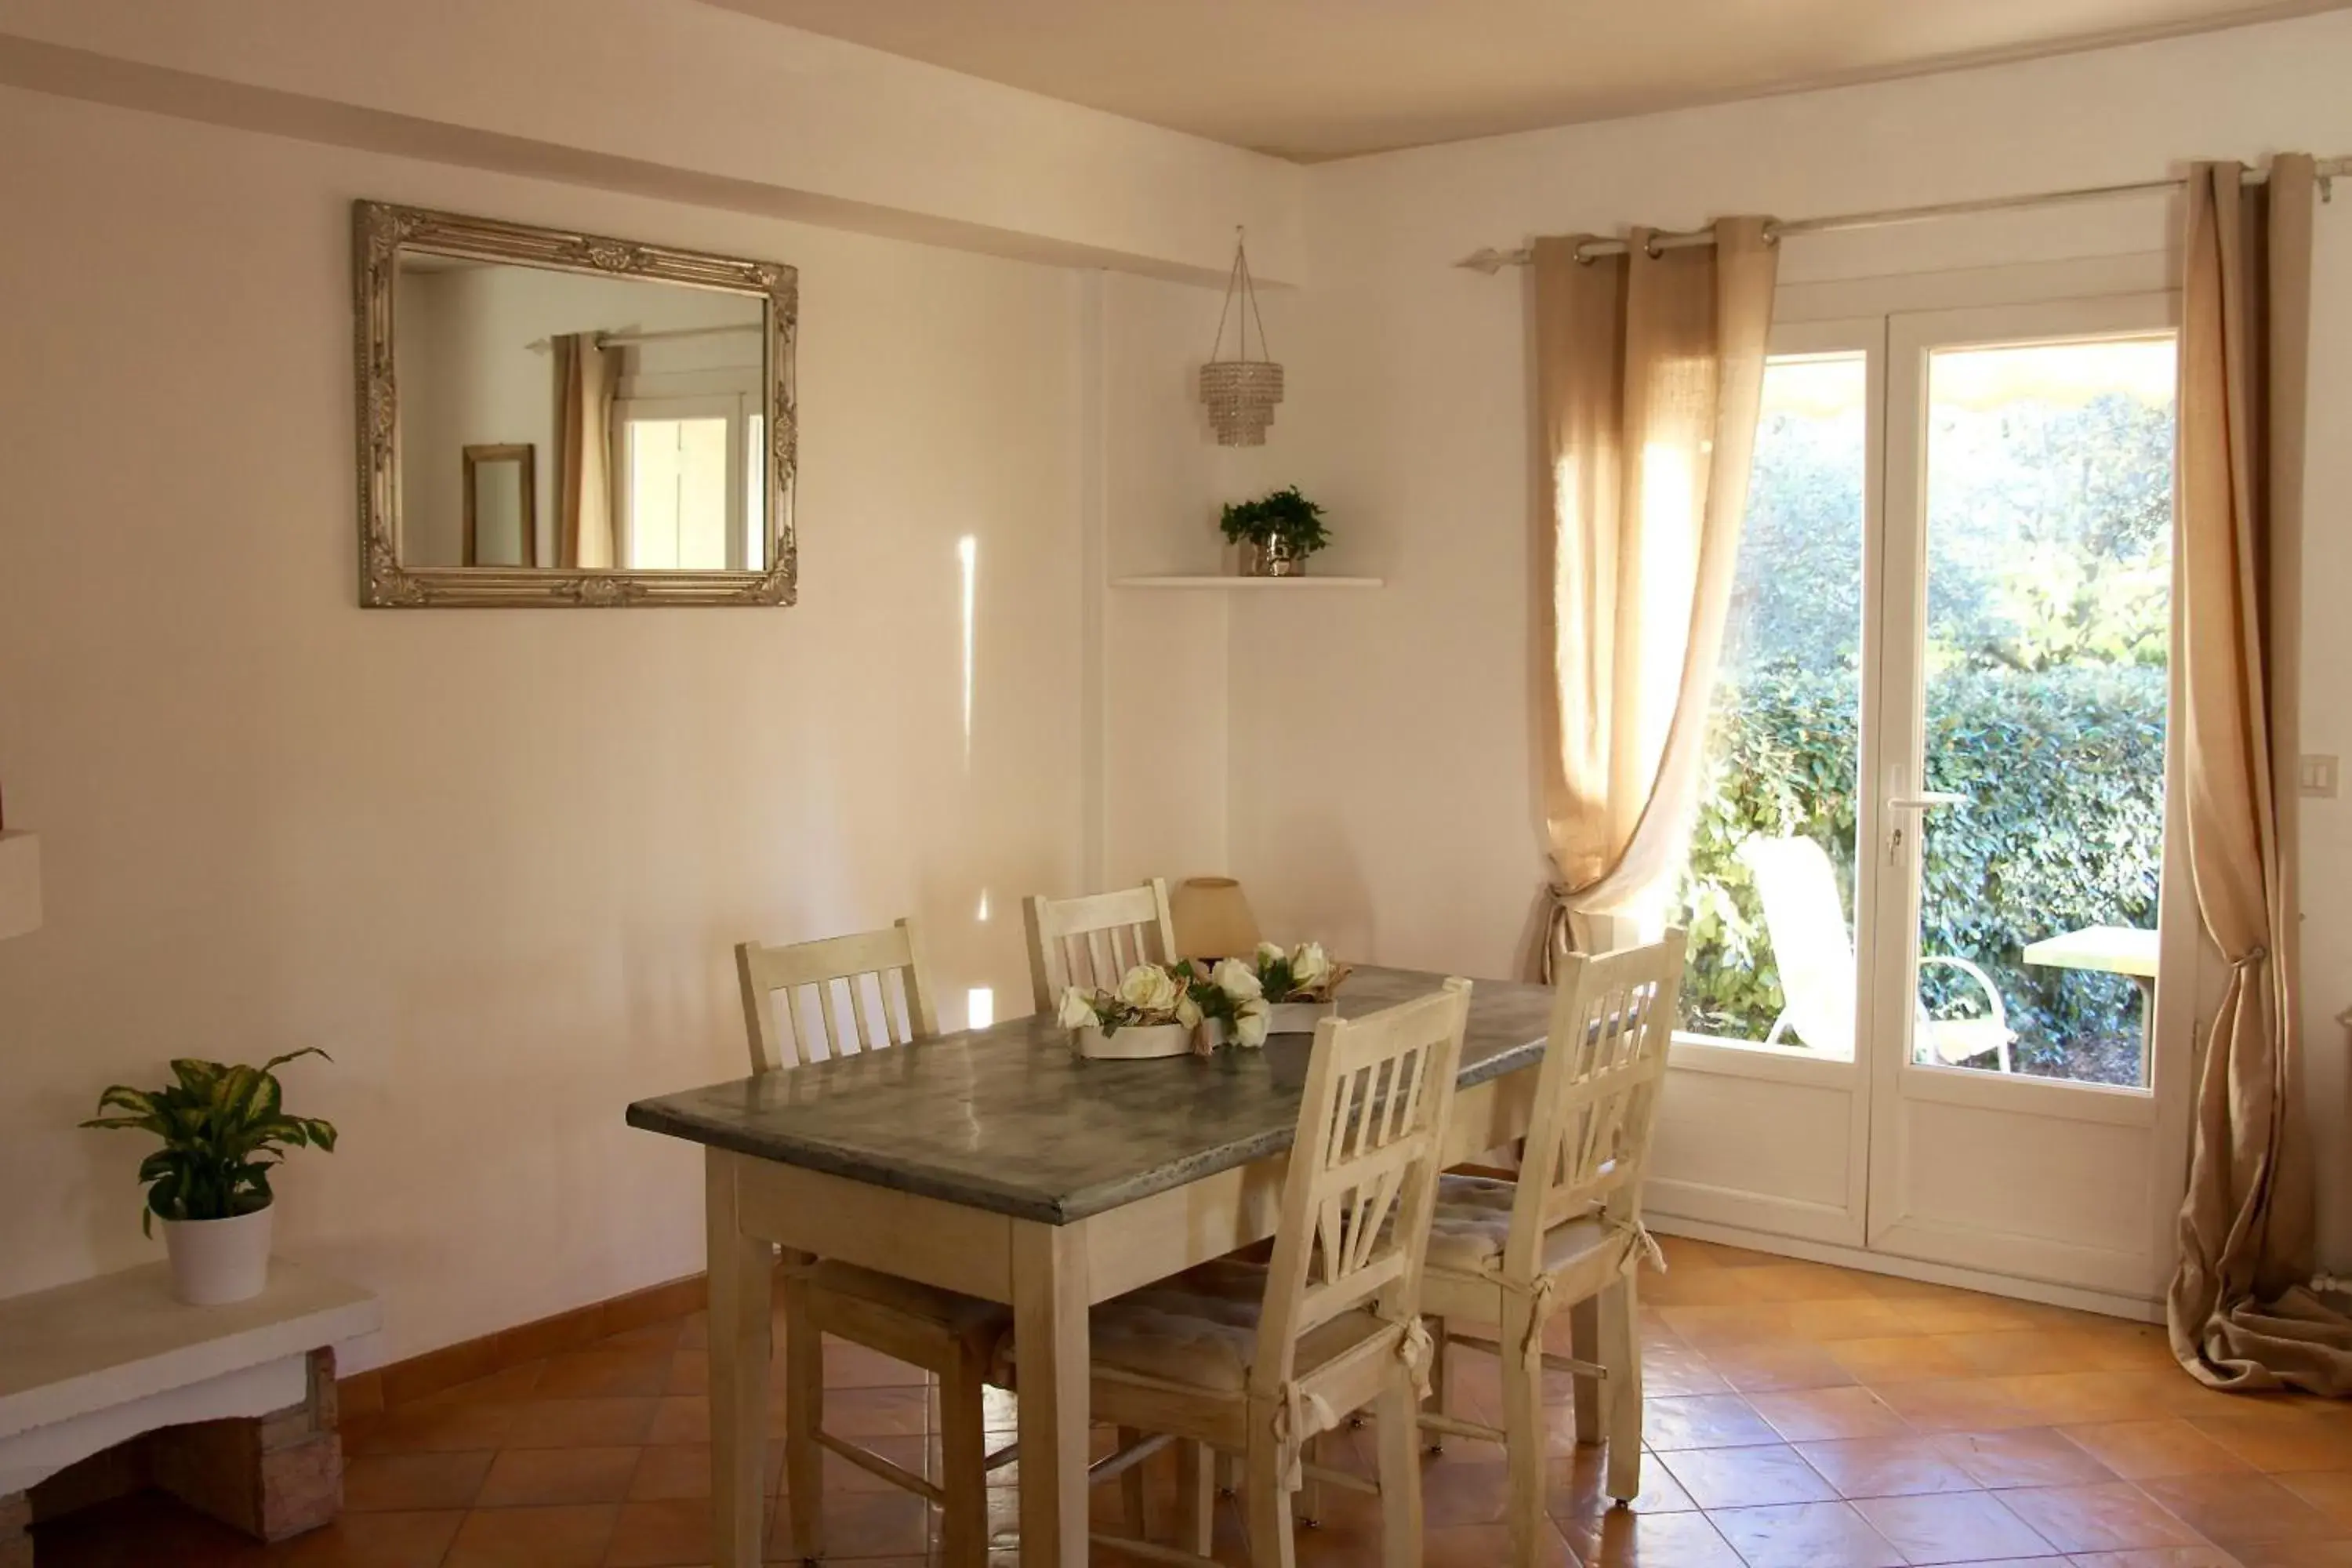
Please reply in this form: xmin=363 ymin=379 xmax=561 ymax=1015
xmin=1243 ymin=539 xmax=1307 ymax=577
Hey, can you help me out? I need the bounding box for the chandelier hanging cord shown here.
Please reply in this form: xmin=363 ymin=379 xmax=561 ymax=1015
xmin=1207 ymin=226 xmax=1272 ymax=363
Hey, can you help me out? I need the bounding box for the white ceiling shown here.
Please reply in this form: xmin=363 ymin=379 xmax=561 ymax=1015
xmin=701 ymin=0 xmax=2350 ymax=162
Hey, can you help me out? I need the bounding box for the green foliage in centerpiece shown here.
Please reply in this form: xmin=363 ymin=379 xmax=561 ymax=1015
xmin=1247 ymin=941 xmax=1348 ymax=1004
xmin=1056 ymin=960 xmax=1275 ymax=1048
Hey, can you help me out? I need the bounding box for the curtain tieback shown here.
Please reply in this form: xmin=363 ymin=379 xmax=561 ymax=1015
xmin=1542 ymin=882 xmax=1577 ymax=985
xmin=2229 ymin=944 xmax=2270 ymax=971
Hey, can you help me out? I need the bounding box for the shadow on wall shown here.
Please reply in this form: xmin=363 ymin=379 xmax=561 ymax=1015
xmin=1259 ymin=814 xmax=1375 ymax=965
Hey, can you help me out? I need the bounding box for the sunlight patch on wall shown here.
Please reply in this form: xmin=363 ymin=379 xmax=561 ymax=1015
xmin=958 ymin=535 xmax=978 ymax=766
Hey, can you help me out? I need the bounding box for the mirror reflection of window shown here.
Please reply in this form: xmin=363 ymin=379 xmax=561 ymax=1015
xmin=615 ymin=405 xmax=748 ymax=570
xmin=622 ymin=416 xmax=727 ymax=570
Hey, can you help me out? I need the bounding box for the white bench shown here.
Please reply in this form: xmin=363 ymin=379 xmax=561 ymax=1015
xmin=0 ymin=1260 xmax=379 ymax=1559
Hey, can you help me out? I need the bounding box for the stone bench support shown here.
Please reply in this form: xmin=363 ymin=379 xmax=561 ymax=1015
xmin=0 ymin=1261 xmax=379 ymax=1559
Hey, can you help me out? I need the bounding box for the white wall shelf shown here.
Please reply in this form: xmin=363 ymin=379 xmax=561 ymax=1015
xmin=1110 ymin=575 xmax=1383 ymax=590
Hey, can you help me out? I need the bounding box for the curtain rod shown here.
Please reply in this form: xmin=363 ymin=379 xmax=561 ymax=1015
xmin=525 ymin=322 xmax=763 ymax=352
xmin=1454 ymin=156 xmax=2349 ymax=272
xmin=597 ymin=323 xmax=762 ymax=347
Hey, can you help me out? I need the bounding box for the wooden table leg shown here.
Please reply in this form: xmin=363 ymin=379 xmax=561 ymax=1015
xmin=706 ymin=1150 xmax=773 ymax=1568
xmin=1011 ymin=1220 xmax=1090 ymax=1568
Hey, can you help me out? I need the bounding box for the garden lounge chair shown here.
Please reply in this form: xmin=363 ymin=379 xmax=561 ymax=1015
xmin=1737 ymin=835 xmax=2016 ymax=1072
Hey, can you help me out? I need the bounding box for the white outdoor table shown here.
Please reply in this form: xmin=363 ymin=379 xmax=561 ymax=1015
xmin=2022 ymin=924 xmax=2160 ymax=979
xmin=2024 ymin=924 xmax=2161 ymax=1078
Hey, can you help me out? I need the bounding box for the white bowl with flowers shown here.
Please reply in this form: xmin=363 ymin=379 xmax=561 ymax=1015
xmin=1058 ymin=956 xmax=1287 ymax=1060
xmin=1197 ymin=942 xmax=1350 ymax=1047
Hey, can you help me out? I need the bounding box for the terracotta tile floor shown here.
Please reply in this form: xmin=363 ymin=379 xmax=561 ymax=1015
xmin=30 ymin=1236 xmax=2352 ymax=1566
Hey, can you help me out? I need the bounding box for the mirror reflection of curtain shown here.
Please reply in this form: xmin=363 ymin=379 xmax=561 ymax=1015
xmin=554 ymin=332 xmax=620 ymax=568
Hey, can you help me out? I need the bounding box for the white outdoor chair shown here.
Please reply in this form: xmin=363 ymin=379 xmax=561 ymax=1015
xmin=1737 ymin=835 xmax=2016 ymax=1072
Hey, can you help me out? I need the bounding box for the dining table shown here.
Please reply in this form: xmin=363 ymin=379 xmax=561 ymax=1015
xmin=624 ymin=964 xmax=1560 ymax=1568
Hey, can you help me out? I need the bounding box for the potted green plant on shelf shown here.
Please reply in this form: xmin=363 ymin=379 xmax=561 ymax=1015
xmin=1220 ymin=486 xmax=1329 ymax=577
xmin=82 ymin=1050 xmax=339 ymax=1305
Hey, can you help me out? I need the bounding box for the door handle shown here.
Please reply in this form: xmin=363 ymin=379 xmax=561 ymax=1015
xmin=1889 ymin=792 xmax=1969 ymax=810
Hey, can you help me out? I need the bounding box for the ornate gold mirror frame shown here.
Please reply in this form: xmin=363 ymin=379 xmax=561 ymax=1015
xmin=354 ymin=201 xmax=798 ymax=608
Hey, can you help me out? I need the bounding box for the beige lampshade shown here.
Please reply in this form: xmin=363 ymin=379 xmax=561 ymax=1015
xmin=1171 ymin=876 xmax=1262 ymax=960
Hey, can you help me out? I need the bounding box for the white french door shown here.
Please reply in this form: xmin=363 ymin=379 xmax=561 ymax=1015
xmin=1643 ymin=289 xmax=2198 ymax=1312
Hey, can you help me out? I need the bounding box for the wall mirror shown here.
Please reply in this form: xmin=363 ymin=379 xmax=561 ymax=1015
xmin=354 ymin=201 xmax=797 ymax=607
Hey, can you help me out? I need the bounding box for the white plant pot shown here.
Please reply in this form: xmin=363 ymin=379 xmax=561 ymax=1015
xmin=1072 ymin=1022 xmax=1196 ymax=1061
xmin=1267 ymin=1000 xmax=1338 ymax=1036
xmin=162 ymin=1205 xmax=274 ymax=1305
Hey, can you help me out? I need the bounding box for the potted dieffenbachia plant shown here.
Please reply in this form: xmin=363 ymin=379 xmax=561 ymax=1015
xmin=82 ymin=1050 xmax=338 ymax=1305
xmin=1220 ymin=486 xmax=1330 ymax=577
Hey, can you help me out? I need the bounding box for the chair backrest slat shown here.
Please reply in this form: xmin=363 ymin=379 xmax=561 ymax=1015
xmin=1251 ymin=978 xmax=1471 ymax=1396
xmin=1504 ymin=932 xmax=1684 ymax=1280
xmin=1022 ymin=879 xmax=1179 ymax=1011
xmin=735 ymin=917 xmax=940 ymax=1073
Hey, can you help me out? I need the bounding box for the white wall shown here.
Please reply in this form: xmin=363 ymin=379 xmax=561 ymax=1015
xmin=0 ymin=0 xmax=1305 ymax=285
xmin=1094 ymin=273 xmax=1299 ymax=895
xmin=1232 ymin=9 xmax=2352 ymax=1269
xmin=0 ymin=85 xmax=1178 ymax=1363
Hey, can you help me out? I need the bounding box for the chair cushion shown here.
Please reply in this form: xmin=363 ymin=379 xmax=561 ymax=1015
xmin=1423 ymin=1174 xmax=1620 ymax=1277
xmin=999 ymin=1257 xmax=1392 ymax=1394
xmin=800 ymin=1258 xmax=1008 ymax=1341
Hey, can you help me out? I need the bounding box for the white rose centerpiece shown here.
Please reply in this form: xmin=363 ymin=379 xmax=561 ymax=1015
xmin=1062 ymin=963 xmax=1205 ymax=1060
xmin=1249 ymin=940 xmax=1351 ymax=1036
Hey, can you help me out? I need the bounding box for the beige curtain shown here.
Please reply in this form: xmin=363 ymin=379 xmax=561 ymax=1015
xmin=2168 ymin=154 xmax=2352 ymax=1393
xmin=554 ymin=332 xmax=620 ymax=568
xmin=1537 ymin=221 xmax=1779 ymax=975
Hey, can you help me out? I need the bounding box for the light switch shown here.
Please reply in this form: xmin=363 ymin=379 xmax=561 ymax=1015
xmin=2302 ymin=755 xmax=2340 ymax=798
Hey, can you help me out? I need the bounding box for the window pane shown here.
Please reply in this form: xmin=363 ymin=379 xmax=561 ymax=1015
xmin=625 ymin=416 xmax=731 ymax=570
xmin=1673 ymin=354 xmax=1868 ymax=1058
xmin=1916 ymin=337 xmax=2174 ymax=1087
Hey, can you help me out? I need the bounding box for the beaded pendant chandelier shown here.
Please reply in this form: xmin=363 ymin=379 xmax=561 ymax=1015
xmin=1199 ymin=230 xmax=1283 ymax=446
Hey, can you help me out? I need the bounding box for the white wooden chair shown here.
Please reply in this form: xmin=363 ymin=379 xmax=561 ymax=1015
xmin=1041 ymin=979 xmax=1472 ymax=1568
xmin=735 ymin=919 xmax=1011 ymax=1566
xmin=1416 ymin=935 xmax=1682 ymax=1568
xmin=1022 ymin=877 xmax=1180 ymax=1011
xmin=1738 ymin=835 xmax=2015 ymax=1070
